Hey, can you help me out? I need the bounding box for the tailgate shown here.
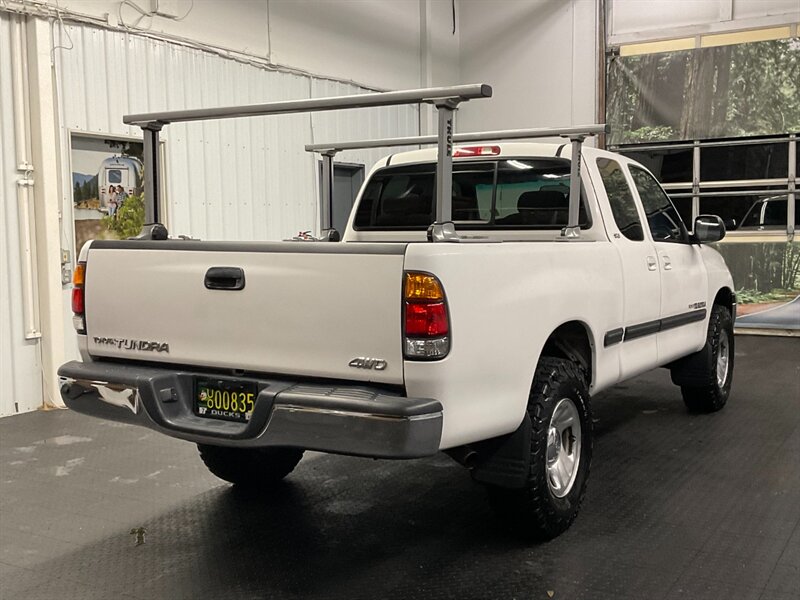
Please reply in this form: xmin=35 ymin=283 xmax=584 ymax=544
xmin=83 ymin=241 xmax=406 ymax=384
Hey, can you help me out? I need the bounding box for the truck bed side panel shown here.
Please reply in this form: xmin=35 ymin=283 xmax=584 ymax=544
xmin=403 ymin=241 xmax=624 ymax=449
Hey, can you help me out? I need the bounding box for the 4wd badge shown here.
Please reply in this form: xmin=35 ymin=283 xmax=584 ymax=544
xmin=349 ymin=357 xmax=388 ymax=371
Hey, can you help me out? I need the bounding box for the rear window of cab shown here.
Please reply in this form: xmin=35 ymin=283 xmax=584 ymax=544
xmin=353 ymin=158 xmax=590 ymax=230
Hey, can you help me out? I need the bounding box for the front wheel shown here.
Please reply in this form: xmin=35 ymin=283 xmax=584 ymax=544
xmin=678 ymin=305 xmax=734 ymax=413
xmin=197 ymin=444 xmax=304 ymax=489
xmin=487 ymin=357 xmax=592 ymax=541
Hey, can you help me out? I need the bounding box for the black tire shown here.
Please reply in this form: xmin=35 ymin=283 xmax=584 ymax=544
xmin=680 ymin=305 xmax=734 ymax=413
xmin=197 ymin=444 xmax=304 ymax=488
xmin=487 ymin=357 xmax=592 ymax=541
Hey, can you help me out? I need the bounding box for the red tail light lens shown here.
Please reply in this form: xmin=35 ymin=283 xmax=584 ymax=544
xmin=405 ymin=302 xmax=449 ymax=337
xmin=71 ymin=287 xmax=85 ymax=314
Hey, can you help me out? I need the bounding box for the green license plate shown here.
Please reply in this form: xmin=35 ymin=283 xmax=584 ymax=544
xmin=195 ymin=378 xmax=256 ymax=423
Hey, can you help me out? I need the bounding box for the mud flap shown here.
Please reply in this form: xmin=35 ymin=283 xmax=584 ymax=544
xmin=669 ymin=343 xmax=713 ymax=387
xmin=470 ymin=413 xmax=532 ymax=489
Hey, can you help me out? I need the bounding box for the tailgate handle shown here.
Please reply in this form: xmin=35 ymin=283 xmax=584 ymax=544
xmin=204 ymin=267 xmax=245 ymax=290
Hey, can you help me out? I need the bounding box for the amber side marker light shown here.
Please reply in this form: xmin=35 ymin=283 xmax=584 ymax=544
xmin=403 ymin=271 xmax=450 ymax=360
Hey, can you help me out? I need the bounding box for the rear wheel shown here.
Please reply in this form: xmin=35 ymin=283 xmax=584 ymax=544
xmin=680 ymin=305 xmax=734 ymax=413
xmin=197 ymin=444 xmax=304 ymax=489
xmin=487 ymin=357 xmax=592 ymax=540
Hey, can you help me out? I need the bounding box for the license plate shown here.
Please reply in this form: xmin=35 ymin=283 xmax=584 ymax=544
xmin=194 ymin=378 xmax=257 ymax=423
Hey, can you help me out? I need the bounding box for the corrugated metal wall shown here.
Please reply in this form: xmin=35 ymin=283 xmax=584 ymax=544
xmin=309 ymin=78 xmax=421 ymax=183
xmin=0 ymin=12 xmax=44 ymax=416
xmin=55 ymin=23 xmax=420 ymax=244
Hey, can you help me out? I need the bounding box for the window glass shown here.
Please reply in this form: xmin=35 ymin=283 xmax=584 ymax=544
xmin=630 ymin=166 xmax=688 ymax=242
xmin=355 ymin=164 xmax=435 ymax=229
xmin=596 ymin=158 xmax=644 ymax=241
xmin=697 ymin=196 xmax=750 ymax=230
xmin=623 ymin=147 xmax=692 ymax=184
xmin=107 ymin=169 xmax=122 ymax=184
xmin=493 ymin=159 xmax=588 ymax=227
xmin=667 ymin=192 xmax=694 ymax=231
xmin=700 ymin=142 xmax=788 ymax=181
xmin=453 ymin=163 xmax=495 ymax=222
xmin=353 ymin=159 xmax=589 ymax=230
xmin=737 ymin=194 xmax=797 ymax=231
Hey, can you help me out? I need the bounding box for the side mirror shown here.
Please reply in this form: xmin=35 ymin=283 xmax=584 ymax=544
xmin=693 ymin=214 xmax=725 ymax=244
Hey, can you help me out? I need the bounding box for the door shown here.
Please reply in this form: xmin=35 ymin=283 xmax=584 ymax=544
xmin=628 ymin=166 xmax=708 ymax=363
xmin=319 ymin=162 xmax=364 ymax=235
xmin=595 ymin=157 xmax=661 ymax=379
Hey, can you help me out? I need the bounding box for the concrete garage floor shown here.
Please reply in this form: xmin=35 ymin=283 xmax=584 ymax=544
xmin=1 ymin=337 xmax=798 ymax=600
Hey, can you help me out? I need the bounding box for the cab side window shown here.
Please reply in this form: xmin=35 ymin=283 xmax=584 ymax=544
xmin=596 ymin=158 xmax=644 ymax=241
xmin=629 ymin=166 xmax=688 ymax=243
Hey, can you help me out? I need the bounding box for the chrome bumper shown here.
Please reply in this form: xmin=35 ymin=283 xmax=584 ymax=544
xmin=58 ymin=360 xmax=442 ymax=459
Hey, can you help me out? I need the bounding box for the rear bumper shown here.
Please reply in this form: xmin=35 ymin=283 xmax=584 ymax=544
xmin=57 ymin=360 xmax=442 ymax=459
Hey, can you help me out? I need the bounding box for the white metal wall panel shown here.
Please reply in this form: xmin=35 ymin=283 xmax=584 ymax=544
xmin=0 ymin=12 xmax=44 ymax=416
xmin=733 ymin=0 xmax=800 ymax=20
xmin=610 ymin=0 xmax=800 ymax=42
xmin=309 ymin=78 xmax=420 ymax=177
xmin=56 ymin=23 xmax=420 ymax=246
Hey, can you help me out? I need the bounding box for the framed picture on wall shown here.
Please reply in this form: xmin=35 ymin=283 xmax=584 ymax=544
xmin=70 ymin=133 xmax=145 ymax=254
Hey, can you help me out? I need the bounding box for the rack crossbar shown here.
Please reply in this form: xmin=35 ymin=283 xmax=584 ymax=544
xmin=124 ymin=84 xmax=492 ymax=127
xmin=305 ymin=124 xmax=608 ymax=153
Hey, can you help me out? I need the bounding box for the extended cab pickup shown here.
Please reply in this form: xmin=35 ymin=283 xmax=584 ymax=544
xmin=59 ymin=89 xmax=735 ymax=540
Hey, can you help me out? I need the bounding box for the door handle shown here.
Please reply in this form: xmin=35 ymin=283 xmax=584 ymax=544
xmin=204 ymin=267 xmax=246 ymax=290
xmin=646 ymin=256 xmax=657 ymax=271
xmin=662 ymin=255 xmax=672 ymax=270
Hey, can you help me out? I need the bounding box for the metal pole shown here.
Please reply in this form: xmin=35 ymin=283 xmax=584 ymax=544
xmin=563 ymin=136 xmax=584 ymax=238
xmin=596 ymin=0 xmax=607 ymax=150
xmin=142 ymin=125 xmax=161 ymax=224
xmin=788 ymin=133 xmax=796 ymax=239
xmin=434 ymin=101 xmax=455 ymax=223
xmin=692 ymin=141 xmax=700 ymax=229
xmin=320 ymin=151 xmax=336 ymax=231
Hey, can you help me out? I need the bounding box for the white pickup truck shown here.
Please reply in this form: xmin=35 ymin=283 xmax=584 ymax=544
xmin=59 ymin=86 xmax=735 ymax=540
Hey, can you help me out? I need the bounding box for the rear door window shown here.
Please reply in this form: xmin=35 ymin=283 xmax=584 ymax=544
xmin=354 ymin=158 xmax=589 ymax=230
xmin=493 ymin=159 xmax=588 ymax=227
xmin=596 ymin=158 xmax=644 ymax=241
xmin=354 ymin=162 xmax=494 ymax=229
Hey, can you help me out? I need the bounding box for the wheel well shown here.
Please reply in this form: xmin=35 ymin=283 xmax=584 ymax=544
xmin=541 ymin=321 xmax=593 ymax=385
xmin=713 ymin=287 xmax=735 ymax=314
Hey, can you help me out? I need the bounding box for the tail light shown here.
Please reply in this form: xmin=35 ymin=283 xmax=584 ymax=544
xmin=403 ymin=272 xmax=450 ymax=359
xmin=72 ymin=262 xmax=86 ymax=334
